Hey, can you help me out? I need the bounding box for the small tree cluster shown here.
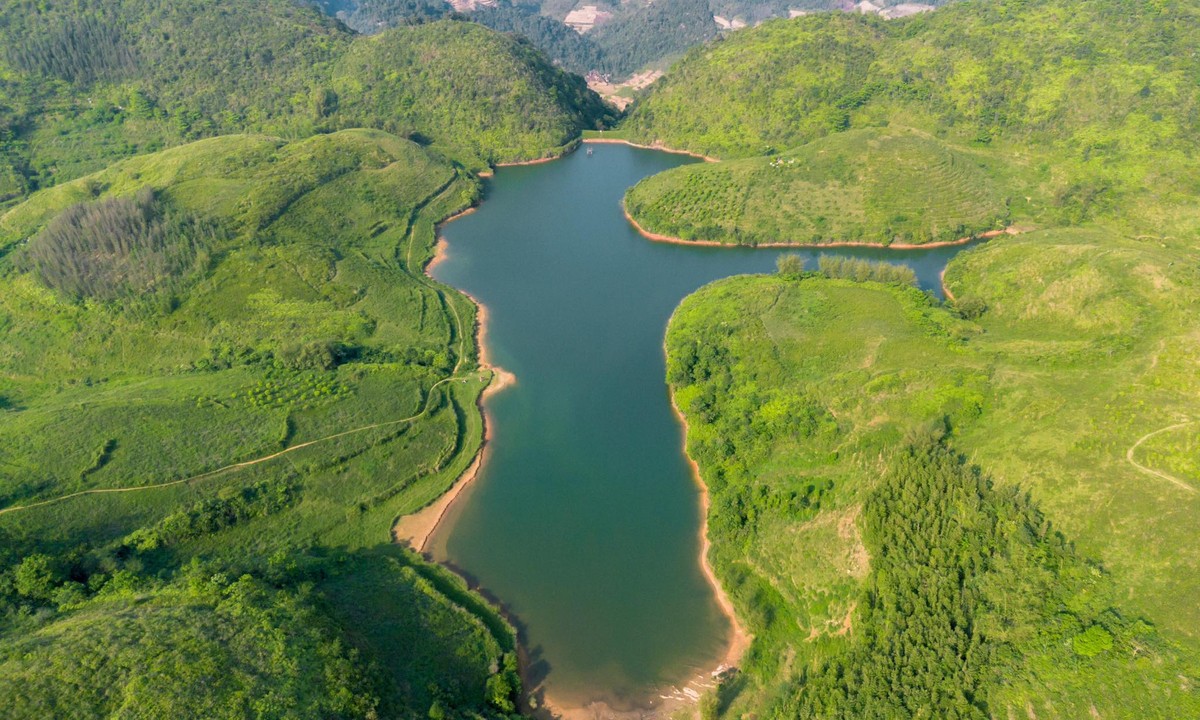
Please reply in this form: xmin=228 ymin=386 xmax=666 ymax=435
xmin=4 ymin=14 xmax=134 ymax=84
xmin=817 ymin=255 xmax=917 ymax=286
xmin=776 ymin=253 xmax=806 ymax=277
xmin=25 ymin=188 xmax=219 ymax=307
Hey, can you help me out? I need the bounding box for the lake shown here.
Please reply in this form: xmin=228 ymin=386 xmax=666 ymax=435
xmin=428 ymin=142 xmax=972 ymax=711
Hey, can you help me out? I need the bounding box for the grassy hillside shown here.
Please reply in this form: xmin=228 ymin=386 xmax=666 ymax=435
xmin=666 ymin=229 xmax=1200 ymax=716
xmin=0 ymin=0 xmax=612 ymax=193
xmin=625 ymin=127 xmax=1011 ymax=245
xmin=619 ymin=0 xmax=1200 ymax=244
xmin=626 ymin=0 xmax=1200 ymax=160
xmin=0 ymin=130 xmax=521 ymax=717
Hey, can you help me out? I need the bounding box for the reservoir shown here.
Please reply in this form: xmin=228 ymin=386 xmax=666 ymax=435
xmin=428 ymin=143 xmax=971 ymax=710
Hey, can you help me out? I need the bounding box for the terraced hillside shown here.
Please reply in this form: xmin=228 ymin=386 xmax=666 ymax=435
xmin=0 ymin=130 xmax=521 ymax=717
xmin=666 ymin=229 xmax=1200 ymax=717
xmin=625 ymin=128 xmax=1010 ymax=245
xmin=620 ymin=0 xmax=1200 ymax=244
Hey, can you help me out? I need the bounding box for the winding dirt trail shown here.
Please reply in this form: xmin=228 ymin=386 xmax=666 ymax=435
xmin=1 ymin=178 xmax=485 ymax=520
xmin=0 ymin=376 xmax=470 ymax=518
xmin=1126 ymin=420 xmax=1197 ymax=493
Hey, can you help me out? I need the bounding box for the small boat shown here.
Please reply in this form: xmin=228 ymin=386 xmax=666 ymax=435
xmin=587 ymin=147 xmax=594 ymax=156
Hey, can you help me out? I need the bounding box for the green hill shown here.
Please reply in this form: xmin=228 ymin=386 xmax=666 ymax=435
xmin=0 ymin=1 xmax=612 ymax=194
xmin=0 ymin=572 xmax=377 ymax=718
xmin=625 ymin=127 xmax=1011 ymax=245
xmin=620 ymin=0 xmax=1200 ymax=242
xmin=626 ymin=0 xmax=1200 ymax=160
xmin=0 ymin=130 xmax=520 ymax=717
xmin=666 ymin=229 xmax=1200 ymax=717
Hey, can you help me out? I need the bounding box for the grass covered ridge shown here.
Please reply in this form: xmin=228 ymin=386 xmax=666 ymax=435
xmin=0 ymin=130 xmax=521 ymax=717
xmin=625 ymin=128 xmax=1011 ymax=246
xmin=666 ymin=228 xmax=1200 ymax=717
xmin=619 ymin=0 xmax=1200 ymax=246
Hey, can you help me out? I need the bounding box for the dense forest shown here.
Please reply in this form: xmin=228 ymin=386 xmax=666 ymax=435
xmin=21 ymin=188 xmax=220 ymax=307
xmin=314 ymin=0 xmax=956 ymax=78
xmin=472 ymin=2 xmax=609 ymax=75
xmin=0 ymin=0 xmax=613 ymax=194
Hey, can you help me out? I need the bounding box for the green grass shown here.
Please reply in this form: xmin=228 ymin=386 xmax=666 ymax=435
xmin=0 ymin=130 xmax=517 ymax=717
xmin=666 ymin=227 xmax=1200 ymax=717
xmin=625 ymin=127 xmax=1011 ymax=245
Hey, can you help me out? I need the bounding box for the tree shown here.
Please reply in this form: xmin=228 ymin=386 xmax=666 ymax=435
xmin=14 ymin=554 xmax=59 ymax=601
xmin=777 ymin=254 xmax=805 ymax=276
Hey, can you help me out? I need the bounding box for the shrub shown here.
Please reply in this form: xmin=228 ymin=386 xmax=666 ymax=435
xmin=776 ymin=254 xmax=806 ymax=276
xmin=1072 ymin=625 xmax=1114 ymax=657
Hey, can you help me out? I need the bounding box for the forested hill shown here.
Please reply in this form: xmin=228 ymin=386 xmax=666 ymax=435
xmin=308 ymin=0 xmax=955 ymax=79
xmin=0 ymin=0 xmax=613 ymax=199
xmin=623 ymin=0 xmax=1200 ymax=163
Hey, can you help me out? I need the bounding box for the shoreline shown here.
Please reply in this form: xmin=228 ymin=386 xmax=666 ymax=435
xmin=393 ymin=225 xmax=516 ymax=551
xmin=940 ymin=268 xmax=956 ymax=302
xmin=583 ymin=137 xmax=719 ymax=163
xmin=494 ymin=154 xmax=567 ymax=168
xmin=623 ymin=203 xmax=1018 ymax=250
xmin=489 ymin=141 xmax=583 ymax=174
xmin=666 ymin=366 xmax=753 ymax=672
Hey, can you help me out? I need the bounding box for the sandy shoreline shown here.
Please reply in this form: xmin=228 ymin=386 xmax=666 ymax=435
xmin=495 ymin=154 xmax=566 ymax=168
xmin=668 ymin=379 xmax=753 ymax=671
xmin=393 ymin=222 xmax=516 ymax=552
xmin=940 ymin=268 xmax=957 ymax=302
xmin=624 ymin=203 xmax=1018 ymax=250
xmin=492 ymin=141 xmax=581 ymax=171
xmin=532 ymin=379 xmax=752 ymax=720
xmin=583 ymin=137 xmax=719 ymax=163
xmin=396 ymin=146 xmax=745 ymax=720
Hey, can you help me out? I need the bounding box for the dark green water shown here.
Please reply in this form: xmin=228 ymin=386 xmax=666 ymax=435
xmin=429 ymin=144 xmax=972 ymax=709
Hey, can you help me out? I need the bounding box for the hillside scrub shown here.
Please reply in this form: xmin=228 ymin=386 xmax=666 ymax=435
xmin=621 ymin=0 xmax=1200 ymax=241
xmin=666 ymin=236 xmax=1200 ymax=717
xmin=0 ymin=131 xmax=518 ymax=717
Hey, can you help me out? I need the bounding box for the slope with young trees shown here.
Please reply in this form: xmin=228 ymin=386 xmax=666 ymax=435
xmin=666 ymin=228 xmax=1200 ymax=716
xmin=0 ymin=129 xmax=522 ymax=718
xmin=621 ymin=0 xmax=1200 ymax=245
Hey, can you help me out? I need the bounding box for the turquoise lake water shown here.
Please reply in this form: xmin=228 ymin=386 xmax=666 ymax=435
xmin=429 ymin=143 xmax=972 ymax=709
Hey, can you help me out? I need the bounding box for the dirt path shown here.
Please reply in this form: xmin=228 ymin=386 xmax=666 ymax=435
xmin=2 ymin=180 xmax=487 ymax=520
xmin=1126 ymin=420 xmax=1197 ymax=493
xmin=0 ymin=375 xmax=475 ymax=518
